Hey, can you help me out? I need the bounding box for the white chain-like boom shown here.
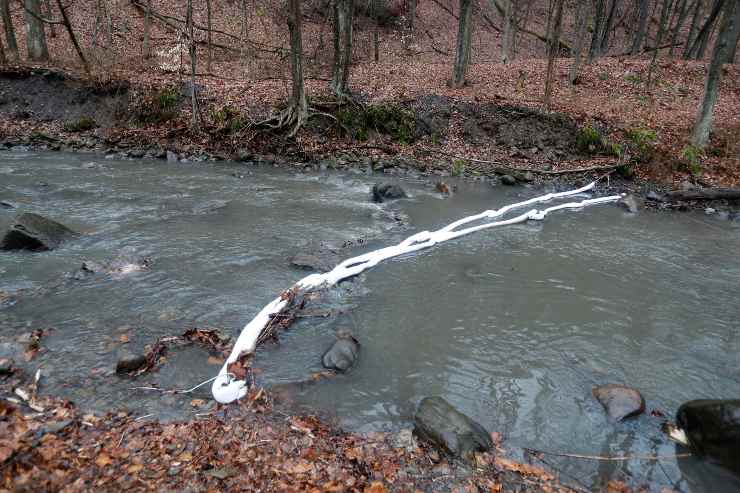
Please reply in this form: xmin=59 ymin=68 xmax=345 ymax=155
xmin=212 ymin=181 xmax=623 ymax=403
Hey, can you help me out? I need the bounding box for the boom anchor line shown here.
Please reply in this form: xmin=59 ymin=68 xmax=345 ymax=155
xmin=212 ymin=181 xmax=623 ymax=403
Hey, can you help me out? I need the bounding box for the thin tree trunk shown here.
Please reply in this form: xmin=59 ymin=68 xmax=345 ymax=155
xmin=631 ymin=0 xmax=650 ymax=54
xmin=142 ymin=0 xmax=151 ymax=58
xmin=451 ymin=0 xmax=474 ymax=87
xmin=600 ymin=0 xmax=620 ymax=54
xmin=24 ymin=0 xmax=49 ymax=62
xmin=56 ymin=0 xmax=90 ymax=74
xmin=206 ymin=0 xmax=212 ymax=72
xmin=186 ymin=0 xmax=200 ymax=131
xmin=0 ymin=0 xmax=19 ymax=61
xmin=331 ymin=0 xmax=354 ymax=97
xmin=409 ymin=0 xmax=416 ymax=31
xmin=286 ymin=0 xmax=307 ymax=135
xmin=646 ymin=0 xmax=672 ymax=89
xmin=42 ymin=0 xmax=54 ymax=37
xmin=0 ymin=26 xmax=5 ymax=64
xmin=501 ymin=0 xmax=515 ymax=63
xmin=688 ymin=0 xmax=725 ymax=59
xmin=669 ymin=0 xmax=690 ymax=56
xmin=373 ymin=28 xmax=379 ymax=61
xmin=239 ymin=0 xmax=248 ymax=56
xmin=683 ymin=0 xmax=704 ymax=57
xmin=588 ymin=0 xmax=606 ymax=61
xmin=544 ymin=0 xmax=563 ymax=110
xmin=692 ymin=0 xmax=739 ymax=147
xmin=570 ymin=0 xmax=589 ymax=83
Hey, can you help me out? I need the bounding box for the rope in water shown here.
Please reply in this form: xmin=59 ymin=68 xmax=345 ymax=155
xmin=212 ymin=181 xmax=623 ymax=403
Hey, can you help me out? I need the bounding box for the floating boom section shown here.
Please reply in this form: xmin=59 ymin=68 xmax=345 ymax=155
xmin=212 ymin=181 xmax=622 ymax=403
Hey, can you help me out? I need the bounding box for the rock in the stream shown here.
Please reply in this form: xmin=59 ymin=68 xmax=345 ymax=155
xmin=372 ymin=183 xmax=407 ymax=203
xmin=617 ymin=194 xmax=640 ymax=213
xmin=166 ymin=150 xmax=179 ymax=163
xmin=0 ymin=213 xmax=78 ymax=251
xmin=1 ymin=200 xmax=16 ymax=209
xmin=289 ymin=252 xmax=340 ymax=273
xmin=645 ymin=191 xmax=664 ymax=202
xmin=500 ymin=174 xmax=517 ymax=186
xmin=413 ymin=396 xmax=493 ymax=461
xmin=322 ymin=330 xmax=359 ymax=372
xmin=672 ymin=399 xmax=740 ymax=473
xmin=0 ymin=358 xmax=13 ymax=375
xmin=115 ymin=352 xmax=148 ymax=374
xmin=592 ymin=384 xmax=645 ymax=421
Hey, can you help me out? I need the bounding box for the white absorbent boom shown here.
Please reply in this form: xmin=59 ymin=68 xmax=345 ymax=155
xmin=212 ymin=181 xmax=623 ymax=403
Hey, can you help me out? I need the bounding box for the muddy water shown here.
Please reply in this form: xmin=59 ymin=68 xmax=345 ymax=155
xmin=1 ymin=150 xmax=740 ymax=491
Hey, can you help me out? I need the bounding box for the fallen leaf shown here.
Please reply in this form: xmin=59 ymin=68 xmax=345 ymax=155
xmin=206 ymin=466 xmax=238 ymax=479
xmin=190 ymin=399 xmax=205 ymax=407
xmin=95 ymin=452 xmax=112 ymax=467
xmin=127 ymin=463 xmax=144 ymax=474
xmin=177 ymin=451 xmax=193 ymax=462
xmin=285 ymin=460 xmax=313 ymax=475
xmin=364 ymin=482 xmax=389 ymax=493
xmin=119 ymin=334 xmax=130 ymax=343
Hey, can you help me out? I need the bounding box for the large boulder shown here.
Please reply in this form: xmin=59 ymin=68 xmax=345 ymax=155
xmin=0 ymin=213 xmax=78 ymax=251
xmin=413 ymin=396 xmax=493 ymax=461
xmin=322 ymin=330 xmax=359 ymax=372
xmin=372 ymin=183 xmax=407 ymax=203
xmin=592 ymin=384 xmax=645 ymax=421
xmin=675 ymin=399 xmax=740 ymax=474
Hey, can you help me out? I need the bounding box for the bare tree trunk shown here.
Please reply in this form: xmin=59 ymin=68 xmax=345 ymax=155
xmin=24 ymin=0 xmax=49 ymax=62
xmin=646 ymin=0 xmax=672 ymax=88
xmin=570 ymin=0 xmax=589 ymax=83
xmin=588 ymin=0 xmax=606 ymax=61
xmin=142 ymin=0 xmax=151 ymax=58
xmin=544 ymin=0 xmax=563 ymax=110
xmin=451 ymin=0 xmax=473 ymax=87
xmin=669 ymin=0 xmax=690 ymax=56
xmin=0 ymin=26 xmax=5 ymax=64
xmin=687 ymin=0 xmax=725 ymax=59
xmin=56 ymin=0 xmax=90 ymax=74
xmin=42 ymin=0 xmax=55 ymax=37
xmin=186 ymin=0 xmax=200 ymax=131
xmin=501 ymin=0 xmax=515 ymax=62
xmin=409 ymin=0 xmax=416 ymax=31
xmin=206 ymin=0 xmax=212 ymax=72
xmin=0 ymin=0 xmax=19 ymax=61
xmin=286 ymin=0 xmax=307 ymax=135
xmin=373 ymin=28 xmax=379 ymax=61
xmin=331 ymin=0 xmax=354 ymax=97
xmin=631 ymin=0 xmax=650 ymax=54
xmin=600 ymin=0 xmax=620 ymax=54
xmin=692 ymin=0 xmax=739 ymax=147
xmin=683 ymin=0 xmax=704 ymax=57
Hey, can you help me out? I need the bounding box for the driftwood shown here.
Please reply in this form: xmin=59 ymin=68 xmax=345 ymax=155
xmin=665 ymin=188 xmax=740 ymax=201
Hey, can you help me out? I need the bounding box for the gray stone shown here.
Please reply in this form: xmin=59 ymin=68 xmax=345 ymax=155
xmin=1 ymin=201 xmax=15 ymax=209
xmin=413 ymin=396 xmax=493 ymax=461
xmin=645 ymin=191 xmax=664 ymax=202
xmin=500 ymin=174 xmax=517 ymax=186
xmin=0 ymin=357 xmax=13 ymax=374
xmin=592 ymin=384 xmax=645 ymax=421
xmin=166 ymin=151 xmax=178 ymax=163
xmin=617 ymin=194 xmax=640 ymax=213
xmin=372 ymin=183 xmax=407 ymax=203
xmin=322 ymin=331 xmax=359 ymax=372
xmin=1 ymin=213 xmax=79 ymax=251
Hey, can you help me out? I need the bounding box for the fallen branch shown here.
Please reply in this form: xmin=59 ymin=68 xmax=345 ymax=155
xmin=420 ymin=148 xmax=619 ymax=176
xmin=664 ymin=188 xmax=740 ymax=201
xmin=525 ymin=448 xmax=692 ymax=462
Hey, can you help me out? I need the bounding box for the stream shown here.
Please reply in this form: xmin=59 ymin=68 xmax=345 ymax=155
xmin=1 ymin=150 xmax=739 ymax=491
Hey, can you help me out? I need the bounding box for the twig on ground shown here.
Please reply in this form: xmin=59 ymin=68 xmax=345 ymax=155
xmin=524 ymin=448 xmax=692 ymax=461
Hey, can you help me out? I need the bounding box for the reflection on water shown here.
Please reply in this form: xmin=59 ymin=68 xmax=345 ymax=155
xmin=2 ymin=150 xmax=740 ymax=491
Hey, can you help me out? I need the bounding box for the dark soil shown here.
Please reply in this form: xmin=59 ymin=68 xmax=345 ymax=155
xmin=0 ymin=68 xmax=129 ymax=128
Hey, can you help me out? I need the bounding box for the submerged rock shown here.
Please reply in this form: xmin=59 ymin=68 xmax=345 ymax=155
xmin=413 ymin=396 xmax=493 ymax=461
xmin=372 ymin=183 xmax=407 ymax=203
xmin=617 ymin=194 xmax=640 ymax=213
xmin=500 ymin=174 xmax=517 ymax=186
xmin=115 ymin=352 xmax=148 ymax=374
xmin=674 ymin=399 xmax=740 ymax=474
xmin=0 ymin=213 xmax=78 ymax=251
xmin=289 ymin=252 xmax=340 ymax=273
xmin=166 ymin=150 xmax=178 ymax=163
xmin=1 ymin=200 xmax=15 ymax=209
xmin=322 ymin=330 xmax=359 ymax=372
xmin=592 ymin=384 xmax=645 ymax=421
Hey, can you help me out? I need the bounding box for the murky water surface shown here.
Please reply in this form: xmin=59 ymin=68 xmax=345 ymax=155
xmin=1 ymin=151 xmax=739 ymax=491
